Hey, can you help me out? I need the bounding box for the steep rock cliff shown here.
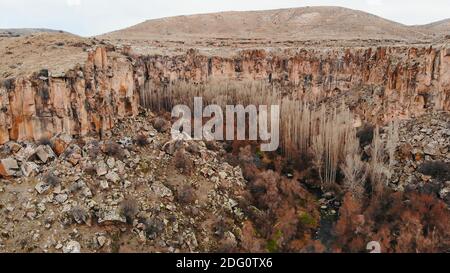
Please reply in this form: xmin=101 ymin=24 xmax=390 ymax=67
xmin=142 ymin=46 xmax=450 ymax=122
xmin=0 ymin=47 xmax=141 ymax=144
xmin=1 ymin=44 xmax=449 ymax=144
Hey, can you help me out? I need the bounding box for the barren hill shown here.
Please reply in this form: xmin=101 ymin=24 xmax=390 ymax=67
xmin=0 ymin=32 xmax=90 ymax=79
xmin=419 ymin=19 xmax=450 ymax=37
xmin=102 ymin=6 xmax=430 ymax=42
xmin=0 ymin=28 xmax=65 ymax=38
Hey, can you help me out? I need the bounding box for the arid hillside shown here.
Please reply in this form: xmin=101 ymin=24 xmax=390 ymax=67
xmin=0 ymin=33 xmax=90 ymax=79
xmin=0 ymin=28 xmax=65 ymax=38
xmin=102 ymin=6 xmax=438 ymax=42
xmin=419 ymin=19 xmax=450 ymax=38
xmin=99 ymin=6 xmax=450 ymax=56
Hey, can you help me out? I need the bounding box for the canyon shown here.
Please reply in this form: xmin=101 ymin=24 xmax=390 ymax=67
xmin=0 ymin=6 xmax=449 ymax=253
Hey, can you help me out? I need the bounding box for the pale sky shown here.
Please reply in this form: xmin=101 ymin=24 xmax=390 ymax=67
xmin=0 ymin=0 xmax=449 ymax=37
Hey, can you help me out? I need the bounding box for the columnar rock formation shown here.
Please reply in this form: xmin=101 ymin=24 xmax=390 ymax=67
xmin=1 ymin=44 xmax=449 ymax=144
xmin=0 ymin=47 xmax=141 ymax=144
xmin=143 ymin=46 xmax=450 ymax=121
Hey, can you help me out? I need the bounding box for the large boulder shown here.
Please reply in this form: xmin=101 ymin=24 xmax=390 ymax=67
xmin=0 ymin=157 xmax=19 ymax=177
xmin=21 ymin=161 xmax=40 ymax=177
xmin=34 ymin=145 xmax=56 ymax=163
xmin=52 ymin=134 xmax=73 ymax=156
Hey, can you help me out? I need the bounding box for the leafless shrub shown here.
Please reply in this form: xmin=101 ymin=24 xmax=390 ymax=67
xmin=385 ymin=120 xmax=399 ymax=180
xmin=44 ymin=174 xmax=61 ymax=187
xmin=144 ymin=217 xmax=165 ymax=239
xmin=174 ymin=150 xmax=194 ymax=175
xmin=135 ymin=134 xmax=149 ymax=147
xmin=120 ymin=199 xmax=139 ymax=224
xmin=70 ymin=206 xmax=89 ymax=224
xmin=339 ymin=128 xmax=367 ymax=199
xmin=418 ymin=161 xmax=450 ymax=181
xmin=308 ymin=103 xmax=356 ymax=187
xmin=104 ymin=141 xmax=124 ymax=159
xmin=177 ymin=184 xmax=197 ymax=204
xmin=186 ymin=142 xmax=200 ymax=155
xmin=153 ymin=117 xmax=169 ymax=133
xmin=369 ymin=126 xmax=387 ymax=194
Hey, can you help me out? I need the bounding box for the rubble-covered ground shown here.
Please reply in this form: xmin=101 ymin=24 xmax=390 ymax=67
xmin=390 ymin=111 xmax=450 ymax=205
xmin=0 ymin=109 xmax=449 ymax=253
xmin=0 ymin=110 xmax=248 ymax=253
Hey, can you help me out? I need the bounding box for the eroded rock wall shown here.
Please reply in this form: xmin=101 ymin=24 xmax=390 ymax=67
xmin=1 ymin=45 xmax=449 ymax=144
xmin=0 ymin=47 xmax=142 ymax=144
xmin=143 ymin=46 xmax=450 ymax=122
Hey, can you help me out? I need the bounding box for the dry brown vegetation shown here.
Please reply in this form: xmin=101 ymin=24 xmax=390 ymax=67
xmin=334 ymin=190 xmax=450 ymax=253
xmin=173 ymin=149 xmax=194 ymax=175
xmin=239 ymin=169 xmax=323 ymax=253
xmin=142 ymin=79 xmax=449 ymax=253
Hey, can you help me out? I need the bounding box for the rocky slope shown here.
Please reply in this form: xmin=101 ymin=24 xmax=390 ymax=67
xmin=419 ymin=19 xmax=450 ymax=38
xmin=0 ymin=112 xmax=250 ymax=253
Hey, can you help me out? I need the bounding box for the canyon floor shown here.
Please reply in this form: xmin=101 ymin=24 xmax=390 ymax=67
xmin=0 ymin=7 xmax=449 ymax=253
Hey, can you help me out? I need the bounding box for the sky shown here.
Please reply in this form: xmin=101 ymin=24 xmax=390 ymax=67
xmin=0 ymin=0 xmax=449 ymax=37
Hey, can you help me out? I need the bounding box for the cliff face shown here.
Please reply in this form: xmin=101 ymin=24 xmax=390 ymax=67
xmin=0 ymin=47 xmax=141 ymax=144
xmin=1 ymin=45 xmax=449 ymax=144
xmin=143 ymin=46 xmax=450 ymax=122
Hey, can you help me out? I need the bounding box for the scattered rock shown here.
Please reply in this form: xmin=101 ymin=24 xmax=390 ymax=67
xmin=97 ymin=209 xmax=127 ymax=224
xmin=105 ymin=171 xmax=120 ymax=183
xmin=100 ymin=180 xmax=109 ymax=190
xmin=424 ymin=141 xmax=440 ymax=156
xmin=52 ymin=134 xmax=73 ymax=156
xmin=106 ymin=157 xmax=115 ymax=169
xmin=34 ymin=145 xmax=56 ymax=163
xmin=35 ymin=182 xmax=50 ymax=194
xmin=97 ymin=236 xmax=107 ymax=248
xmin=14 ymin=145 xmax=36 ymax=162
xmin=151 ymin=181 xmax=173 ymax=198
xmin=21 ymin=162 xmax=40 ymax=177
xmin=55 ymin=194 xmax=68 ymax=204
xmin=96 ymin=161 xmax=108 ymax=176
xmin=63 ymin=240 xmax=81 ymax=253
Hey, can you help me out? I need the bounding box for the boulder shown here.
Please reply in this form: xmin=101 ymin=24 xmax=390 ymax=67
xmin=14 ymin=145 xmax=36 ymax=162
xmin=6 ymin=142 xmax=22 ymax=153
xmin=97 ymin=209 xmax=127 ymax=224
xmin=96 ymin=161 xmax=108 ymax=176
xmin=68 ymin=153 xmax=82 ymax=166
xmin=423 ymin=141 xmax=440 ymax=156
xmin=21 ymin=161 xmax=40 ymax=177
xmin=35 ymin=182 xmax=50 ymax=194
xmin=0 ymin=158 xmax=19 ymax=177
xmin=34 ymin=145 xmax=56 ymax=163
xmin=105 ymin=171 xmax=120 ymax=183
xmin=63 ymin=240 xmax=81 ymax=253
xmin=52 ymin=134 xmax=73 ymax=156
xmin=151 ymin=181 xmax=173 ymax=198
